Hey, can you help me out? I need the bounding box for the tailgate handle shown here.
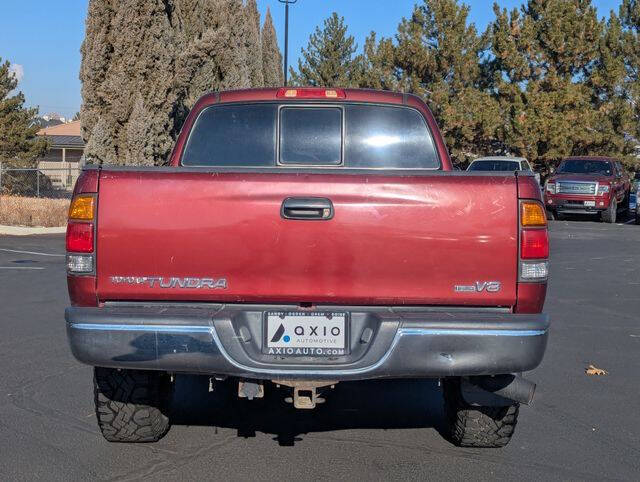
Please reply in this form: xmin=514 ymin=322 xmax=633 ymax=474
xmin=281 ymin=197 xmax=334 ymax=220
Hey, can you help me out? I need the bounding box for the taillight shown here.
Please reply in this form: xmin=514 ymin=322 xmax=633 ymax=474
xmin=68 ymin=194 xmax=95 ymax=220
xmin=521 ymin=202 xmax=547 ymax=227
xmin=520 ymin=201 xmax=549 ymax=281
xmin=67 ymin=193 xmax=96 ymax=273
xmin=521 ymin=229 xmax=549 ymax=259
xmin=66 ymin=222 xmax=94 ymax=253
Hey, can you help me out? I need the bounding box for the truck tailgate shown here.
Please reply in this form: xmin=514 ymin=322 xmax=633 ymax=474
xmin=96 ymin=170 xmax=518 ymax=307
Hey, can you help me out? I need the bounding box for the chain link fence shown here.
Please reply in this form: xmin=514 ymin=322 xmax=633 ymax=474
xmin=0 ymin=163 xmax=82 ymax=199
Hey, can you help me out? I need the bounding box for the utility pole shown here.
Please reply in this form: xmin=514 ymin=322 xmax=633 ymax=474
xmin=278 ymin=0 xmax=297 ymax=86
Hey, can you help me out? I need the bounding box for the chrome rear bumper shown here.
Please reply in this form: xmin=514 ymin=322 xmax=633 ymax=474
xmin=66 ymin=304 xmax=549 ymax=381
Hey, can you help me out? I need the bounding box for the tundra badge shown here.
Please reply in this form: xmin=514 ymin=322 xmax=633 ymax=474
xmin=110 ymin=276 xmax=228 ymax=289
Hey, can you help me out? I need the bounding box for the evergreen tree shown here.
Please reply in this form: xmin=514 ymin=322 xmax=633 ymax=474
xmin=261 ymin=7 xmax=284 ymax=86
xmin=175 ymin=0 xmax=250 ymax=110
xmin=487 ymin=0 xmax=621 ymax=169
xmin=79 ymin=0 xmax=114 ymax=157
xmin=621 ymin=0 xmax=640 ymax=151
xmin=0 ymin=58 xmax=47 ymax=167
xmin=81 ymin=0 xmax=267 ymax=166
xmin=358 ymin=32 xmax=399 ymax=91
xmin=110 ymin=0 xmax=178 ymax=166
xmin=395 ymin=0 xmax=500 ymax=164
xmin=81 ymin=0 xmax=178 ymax=165
xmin=289 ymin=12 xmax=362 ymax=87
xmin=245 ymin=0 xmax=264 ymax=87
xmin=587 ymin=11 xmax=634 ymax=159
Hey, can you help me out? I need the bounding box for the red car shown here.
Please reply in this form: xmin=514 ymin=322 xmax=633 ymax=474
xmin=65 ymin=88 xmax=549 ymax=448
xmin=544 ymin=156 xmax=630 ymax=223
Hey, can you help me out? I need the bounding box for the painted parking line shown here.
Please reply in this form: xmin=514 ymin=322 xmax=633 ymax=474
xmin=0 ymin=266 xmax=46 ymax=270
xmin=0 ymin=248 xmax=65 ymax=257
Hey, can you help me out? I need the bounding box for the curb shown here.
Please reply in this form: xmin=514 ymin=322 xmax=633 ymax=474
xmin=0 ymin=225 xmax=66 ymax=236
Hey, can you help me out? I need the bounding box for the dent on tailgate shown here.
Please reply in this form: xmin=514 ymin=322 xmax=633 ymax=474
xmin=95 ymin=170 xmax=518 ymax=307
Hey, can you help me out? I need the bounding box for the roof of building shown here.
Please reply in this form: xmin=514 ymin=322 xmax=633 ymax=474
xmin=45 ymin=135 xmax=85 ymax=147
xmin=37 ymin=121 xmax=84 ymax=148
xmin=37 ymin=120 xmax=81 ymax=137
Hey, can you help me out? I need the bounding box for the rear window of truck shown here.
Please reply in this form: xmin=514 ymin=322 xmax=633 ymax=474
xmin=181 ymin=103 xmax=440 ymax=169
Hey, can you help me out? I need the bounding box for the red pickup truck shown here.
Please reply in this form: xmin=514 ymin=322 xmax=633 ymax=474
xmin=65 ymin=88 xmax=549 ymax=448
xmin=544 ymin=156 xmax=630 ymax=223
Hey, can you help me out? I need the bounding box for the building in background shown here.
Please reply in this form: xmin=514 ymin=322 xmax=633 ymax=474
xmin=36 ymin=120 xmax=85 ymax=189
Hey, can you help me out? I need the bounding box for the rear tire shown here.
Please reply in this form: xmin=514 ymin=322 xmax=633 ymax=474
xmin=94 ymin=367 xmax=173 ymax=443
xmin=601 ymin=199 xmax=617 ymax=223
xmin=636 ymin=212 xmax=640 ymax=225
xmin=442 ymin=378 xmax=519 ymax=448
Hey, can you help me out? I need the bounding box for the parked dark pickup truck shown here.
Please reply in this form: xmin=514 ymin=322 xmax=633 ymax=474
xmin=544 ymin=156 xmax=630 ymax=223
xmin=65 ymin=88 xmax=549 ymax=448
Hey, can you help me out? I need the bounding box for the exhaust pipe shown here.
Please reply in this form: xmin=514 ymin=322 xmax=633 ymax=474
xmin=469 ymin=374 xmax=536 ymax=405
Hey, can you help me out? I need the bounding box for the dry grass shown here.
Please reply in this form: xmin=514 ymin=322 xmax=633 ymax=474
xmin=0 ymin=195 xmax=69 ymax=227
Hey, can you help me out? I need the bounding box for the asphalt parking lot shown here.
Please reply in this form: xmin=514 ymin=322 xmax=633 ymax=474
xmin=1 ymin=219 xmax=639 ymax=481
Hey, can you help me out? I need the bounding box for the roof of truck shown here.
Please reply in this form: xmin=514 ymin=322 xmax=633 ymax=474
xmin=197 ymin=87 xmax=413 ymax=106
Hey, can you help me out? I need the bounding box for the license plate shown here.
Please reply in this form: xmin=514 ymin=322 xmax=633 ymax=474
xmin=584 ymin=201 xmax=596 ymax=207
xmin=264 ymin=312 xmax=348 ymax=356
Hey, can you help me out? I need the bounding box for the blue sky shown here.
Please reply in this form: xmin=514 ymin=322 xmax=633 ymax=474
xmin=0 ymin=0 xmax=621 ymax=119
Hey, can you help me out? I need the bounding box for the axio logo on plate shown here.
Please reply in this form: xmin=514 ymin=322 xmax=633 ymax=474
xmin=270 ymin=324 xmax=291 ymax=343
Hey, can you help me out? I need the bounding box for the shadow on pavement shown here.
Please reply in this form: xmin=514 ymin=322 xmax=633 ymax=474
xmin=551 ymin=210 xmax=634 ymax=224
xmin=170 ymin=375 xmax=445 ymax=446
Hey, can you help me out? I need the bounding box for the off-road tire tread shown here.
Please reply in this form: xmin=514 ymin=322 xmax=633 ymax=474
xmin=443 ymin=379 xmax=519 ymax=448
xmin=94 ymin=367 xmax=172 ymax=443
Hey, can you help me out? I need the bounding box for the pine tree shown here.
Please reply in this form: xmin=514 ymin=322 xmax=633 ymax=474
xmin=395 ymin=0 xmax=500 ymax=164
xmin=587 ymin=11 xmax=634 ymax=159
xmin=245 ymin=0 xmax=264 ymax=87
xmin=289 ymin=12 xmax=362 ymax=87
xmin=487 ymin=0 xmax=615 ymax=169
xmin=358 ymin=32 xmax=399 ymax=91
xmin=261 ymin=7 xmax=284 ymax=87
xmin=0 ymin=58 xmax=48 ymax=167
xmin=621 ymin=0 xmax=640 ymax=155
